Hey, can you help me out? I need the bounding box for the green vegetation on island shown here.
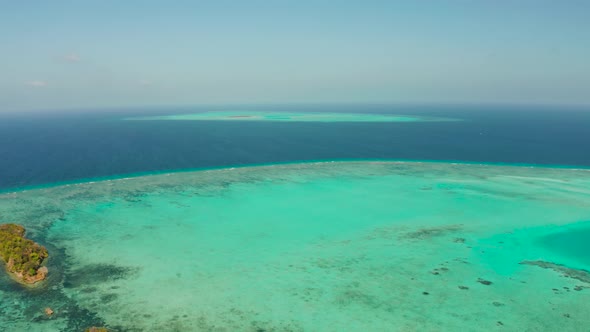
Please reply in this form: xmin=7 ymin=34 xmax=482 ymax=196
xmin=0 ymin=223 xmax=48 ymax=284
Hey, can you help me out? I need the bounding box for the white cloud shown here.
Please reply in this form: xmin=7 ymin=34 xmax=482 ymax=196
xmin=64 ymin=53 xmax=80 ymax=63
xmin=25 ymin=80 xmax=48 ymax=87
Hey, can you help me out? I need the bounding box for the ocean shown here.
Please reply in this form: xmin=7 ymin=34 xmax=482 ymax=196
xmin=0 ymin=104 xmax=589 ymax=331
xmin=1 ymin=104 xmax=589 ymax=190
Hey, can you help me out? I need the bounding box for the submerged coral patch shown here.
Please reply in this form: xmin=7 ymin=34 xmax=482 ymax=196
xmin=520 ymin=260 xmax=590 ymax=284
xmin=399 ymin=224 xmax=464 ymax=240
xmin=64 ymin=264 xmax=138 ymax=288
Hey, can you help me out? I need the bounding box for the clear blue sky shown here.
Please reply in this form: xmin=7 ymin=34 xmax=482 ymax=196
xmin=1 ymin=1 xmax=589 ymax=111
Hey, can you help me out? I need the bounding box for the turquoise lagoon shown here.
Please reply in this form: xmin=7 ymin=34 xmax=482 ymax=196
xmin=1 ymin=161 xmax=589 ymax=331
xmin=124 ymin=111 xmax=456 ymax=122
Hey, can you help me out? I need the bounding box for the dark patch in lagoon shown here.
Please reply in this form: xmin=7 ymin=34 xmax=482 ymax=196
xmin=399 ymin=224 xmax=463 ymax=240
xmin=477 ymin=278 xmax=493 ymax=285
xmin=64 ymin=263 xmax=139 ymax=288
xmin=520 ymin=260 xmax=590 ymax=284
xmin=59 ymin=302 xmax=109 ymax=332
xmin=162 ymin=308 xmax=305 ymax=332
xmin=80 ymin=287 xmax=98 ymax=293
xmin=335 ymin=289 xmax=381 ymax=308
xmin=100 ymin=293 xmax=118 ymax=303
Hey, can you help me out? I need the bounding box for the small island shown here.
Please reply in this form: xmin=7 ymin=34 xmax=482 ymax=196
xmin=0 ymin=224 xmax=48 ymax=284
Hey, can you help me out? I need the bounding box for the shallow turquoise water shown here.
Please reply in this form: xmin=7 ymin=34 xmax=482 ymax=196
xmin=124 ymin=111 xmax=456 ymax=122
xmin=0 ymin=161 xmax=589 ymax=331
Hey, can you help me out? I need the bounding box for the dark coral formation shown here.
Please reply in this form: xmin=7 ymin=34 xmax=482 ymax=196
xmin=64 ymin=263 xmax=138 ymax=289
xmin=0 ymin=224 xmax=48 ymax=284
xmin=430 ymin=266 xmax=449 ymax=275
xmin=520 ymin=260 xmax=590 ymax=284
xmin=477 ymin=278 xmax=493 ymax=285
xmin=399 ymin=224 xmax=463 ymax=240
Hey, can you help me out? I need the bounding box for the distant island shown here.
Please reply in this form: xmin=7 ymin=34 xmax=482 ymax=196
xmin=124 ymin=111 xmax=458 ymax=123
xmin=0 ymin=224 xmax=48 ymax=285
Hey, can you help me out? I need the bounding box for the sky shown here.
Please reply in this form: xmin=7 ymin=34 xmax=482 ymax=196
xmin=1 ymin=1 xmax=589 ymax=111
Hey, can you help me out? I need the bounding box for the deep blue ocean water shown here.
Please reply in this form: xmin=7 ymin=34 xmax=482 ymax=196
xmin=1 ymin=104 xmax=589 ymax=190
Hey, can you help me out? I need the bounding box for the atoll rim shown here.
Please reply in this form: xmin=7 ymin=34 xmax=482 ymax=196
xmin=124 ymin=111 xmax=458 ymax=122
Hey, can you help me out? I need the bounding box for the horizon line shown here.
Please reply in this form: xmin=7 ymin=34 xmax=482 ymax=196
xmin=2 ymin=101 xmax=590 ymax=114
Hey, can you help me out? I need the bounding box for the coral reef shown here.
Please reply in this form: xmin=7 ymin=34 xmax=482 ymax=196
xmin=399 ymin=224 xmax=463 ymax=240
xmin=477 ymin=278 xmax=493 ymax=285
xmin=520 ymin=260 xmax=590 ymax=284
